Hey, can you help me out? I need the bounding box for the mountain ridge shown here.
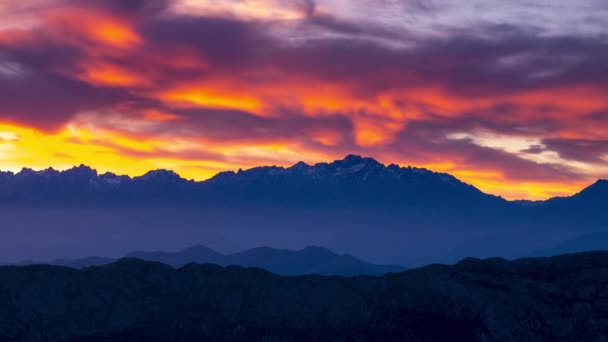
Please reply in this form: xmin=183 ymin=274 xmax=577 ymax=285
xmin=0 ymin=155 xmax=606 ymax=265
xmin=0 ymin=155 xmax=500 ymax=199
xmin=0 ymin=155 xmax=603 ymax=202
xmin=0 ymin=155 xmax=509 ymax=212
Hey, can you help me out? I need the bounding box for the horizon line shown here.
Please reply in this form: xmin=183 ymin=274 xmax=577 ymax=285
xmin=0 ymin=154 xmax=602 ymax=202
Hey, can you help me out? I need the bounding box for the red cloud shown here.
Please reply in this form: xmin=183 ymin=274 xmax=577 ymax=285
xmin=0 ymin=0 xmax=607 ymax=199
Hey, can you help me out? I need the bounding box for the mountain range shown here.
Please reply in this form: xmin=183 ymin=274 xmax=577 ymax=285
xmin=2 ymin=252 xmax=608 ymax=341
xmin=0 ymin=154 xmax=605 ymax=213
xmin=0 ymin=155 xmax=500 ymax=209
xmin=22 ymin=245 xmax=405 ymax=276
xmin=0 ymin=155 xmax=606 ymax=266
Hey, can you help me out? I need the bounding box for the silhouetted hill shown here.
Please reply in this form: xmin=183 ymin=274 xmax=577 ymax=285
xmin=50 ymin=256 xmax=116 ymax=269
xmin=37 ymin=245 xmax=405 ymax=276
xmin=1 ymin=252 xmax=608 ymax=341
xmin=227 ymin=246 xmax=404 ymax=276
xmin=127 ymin=245 xmax=225 ymax=267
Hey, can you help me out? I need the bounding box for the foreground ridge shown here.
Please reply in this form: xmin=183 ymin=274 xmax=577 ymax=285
xmin=2 ymin=252 xmax=608 ymax=341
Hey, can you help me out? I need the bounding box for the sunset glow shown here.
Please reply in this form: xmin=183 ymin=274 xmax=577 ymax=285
xmin=1 ymin=0 xmax=607 ymax=200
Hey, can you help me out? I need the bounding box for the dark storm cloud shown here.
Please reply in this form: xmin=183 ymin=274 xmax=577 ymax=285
xmin=66 ymin=0 xmax=171 ymax=16
xmin=140 ymin=16 xmax=275 ymax=68
xmin=93 ymin=105 xmax=356 ymax=148
xmin=542 ymin=138 xmax=608 ymax=164
xmin=0 ymin=70 xmax=130 ymax=130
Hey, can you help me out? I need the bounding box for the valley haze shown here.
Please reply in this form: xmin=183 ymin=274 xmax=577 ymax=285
xmin=1 ymin=155 xmax=606 ymax=267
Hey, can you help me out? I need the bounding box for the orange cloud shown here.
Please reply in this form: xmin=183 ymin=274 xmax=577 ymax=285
xmin=44 ymin=8 xmax=141 ymax=49
xmin=1 ymin=0 xmax=607 ymax=201
xmin=92 ymin=20 xmax=141 ymax=48
xmin=162 ymin=88 xmax=262 ymax=112
xmin=78 ymin=63 xmax=149 ymax=87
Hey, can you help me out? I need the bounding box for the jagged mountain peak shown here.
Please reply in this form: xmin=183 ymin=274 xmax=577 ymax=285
xmin=0 ymin=156 xmax=498 ymax=207
xmin=1 ymin=158 xmax=602 ymax=205
xmin=15 ymin=165 xmax=95 ymax=178
xmin=288 ymin=161 xmax=311 ymax=170
xmin=335 ymin=154 xmax=382 ymax=166
xmin=19 ymin=167 xmax=60 ymax=178
xmin=17 ymin=167 xmax=40 ymax=176
xmin=136 ymin=169 xmax=184 ymax=182
xmin=64 ymin=164 xmax=97 ymax=178
xmin=326 ymin=155 xmax=384 ymax=175
xmin=206 ymin=155 xmax=394 ymax=184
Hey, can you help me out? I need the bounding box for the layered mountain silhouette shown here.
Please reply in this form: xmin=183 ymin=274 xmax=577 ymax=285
xmin=35 ymin=245 xmax=405 ymax=276
xmin=2 ymin=252 xmax=608 ymax=341
xmin=0 ymin=155 xmax=606 ymax=265
xmin=0 ymin=155 xmax=501 ymax=208
xmin=0 ymin=154 xmax=604 ymax=211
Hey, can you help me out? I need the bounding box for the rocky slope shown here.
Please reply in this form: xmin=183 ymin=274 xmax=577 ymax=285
xmin=1 ymin=252 xmax=608 ymax=341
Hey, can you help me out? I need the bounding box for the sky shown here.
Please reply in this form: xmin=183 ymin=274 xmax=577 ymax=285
xmin=0 ymin=0 xmax=607 ymax=200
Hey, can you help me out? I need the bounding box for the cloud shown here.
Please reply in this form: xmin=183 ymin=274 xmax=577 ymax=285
xmin=541 ymin=138 xmax=608 ymax=164
xmin=0 ymin=70 xmax=131 ymax=130
xmin=0 ymin=0 xmax=607 ymax=199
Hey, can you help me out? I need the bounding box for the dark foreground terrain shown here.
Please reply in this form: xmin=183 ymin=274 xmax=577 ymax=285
xmin=2 ymin=252 xmax=608 ymax=341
